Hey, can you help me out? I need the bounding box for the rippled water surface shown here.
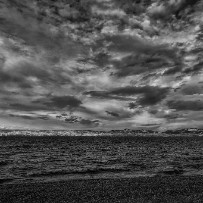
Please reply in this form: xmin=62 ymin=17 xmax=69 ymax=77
xmin=1 ymin=135 xmax=203 ymax=183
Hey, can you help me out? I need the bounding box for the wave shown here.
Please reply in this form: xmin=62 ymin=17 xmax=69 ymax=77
xmin=0 ymin=161 xmax=9 ymax=166
xmin=0 ymin=178 xmax=13 ymax=184
xmin=29 ymin=168 xmax=131 ymax=178
xmin=185 ymin=163 xmax=203 ymax=169
xmin=156 ymin=166 xmax=184 ymax=175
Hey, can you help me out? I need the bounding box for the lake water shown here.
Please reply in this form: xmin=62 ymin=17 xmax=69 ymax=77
xmin=1 ymin=135 xmax=203 ymax=184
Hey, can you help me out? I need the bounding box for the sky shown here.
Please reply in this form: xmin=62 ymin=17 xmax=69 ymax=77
xmin=0 ymin=0 xmax=203 ymax=130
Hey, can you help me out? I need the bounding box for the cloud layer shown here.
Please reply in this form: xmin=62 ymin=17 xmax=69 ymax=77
xmin=0 ymin=0 xmax=202 ymax=130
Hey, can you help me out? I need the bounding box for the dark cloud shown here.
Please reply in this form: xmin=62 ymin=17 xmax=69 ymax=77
xmin=45 ymin=96 xmax=82 ymax=109
xmin=106 ymin=111 xmax=119 ymax=117
xmin=97 ymin=34 xmax=181 ymax=77
xmin=148 ymin=109 xmax=159 ymax=114
xmin=149 ymin=0 xmax=200 ymax=20
xmin=61 ymin=113 xmax=68 ymax=116
xmin=128 ymin=102 xmax=138 ymax=109
xmin=105 ymin=34 xmax=178 ymax=57
xmin=0 ymin=70 xmax=33 ymax=89
xmin=5 ymin=95 xmax=82 ymax=112
xmin=105 ymin=34 xmax=149 ymax=53
xmin=85 ymin=86 xmax=169 ymax=106
xmin=180 ymin=84 xmax=203 ymax=95
xmin=60 ymin=114 xmax=101 ymax=127
xmin=163 ymin=113 xmax=180 ymax=120
xmin=137 ymin=88 xmax=169 ymax=106
xmin=9 ymin=103 xmax=46 ymax=111
xmin=80 ymin=119 xmax=100 ymax=126
xmin=2 ymin=61 xmax=51 ymax=88
xmin=0 ymin=58 xmax=75 ymax=91
xmin=110 ymin=86 xmax=169 ymax=105
xmin=139 ymin=123 xmax=160 ymax=127
xmin=12 ymin=61 xmax=47 ymax=78
xmin=183 ymin=62 xmax=203 ymax=74
xmin=167 ymin=100 xmax=203 ymax=111
xmin=84 ymin=91 xmax=108 ymax=98
xmin=84 ymin=91 xmax=134 ymax=101
xmin=0 ymin=58 xmax=35 ymax=89
xmin=64 ymin=115 xmax=79 ymax=123
xmin=114 ymin=0 xmax=146 ymax=15
xmin=110 ymin=86 xmax=167 ymax=95
xmin=111 ymin=54 xmax=173 ymax=77
xmin=174 ymin=0 xmax=200 ymax=18
xmin=0 ymin=6 xmax=84 ymax=54
xmin=91 ymin=51 xmax=111 ymax=68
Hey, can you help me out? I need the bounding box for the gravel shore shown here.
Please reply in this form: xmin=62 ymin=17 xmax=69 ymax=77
xmin=0 ymin=175 xmax=203 ymax=203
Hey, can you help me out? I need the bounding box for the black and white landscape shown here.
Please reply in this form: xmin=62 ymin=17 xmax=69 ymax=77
xmin=0 ymin=0 xmax=203 ymax=202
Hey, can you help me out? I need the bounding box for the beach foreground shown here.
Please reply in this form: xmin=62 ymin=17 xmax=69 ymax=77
xmin=0 ymin=176 xmax=203 ymax=203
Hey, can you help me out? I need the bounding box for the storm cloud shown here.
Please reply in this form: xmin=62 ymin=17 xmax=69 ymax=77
xmin=106 ymin=111 xmax=120 ymax=117
xmin=167 ymin=100 xmax=203 ymax=111
xmin=44 ymin=96 xmax=82 ymax=109
xmin=0 ymin=0 xmax=202 ymax=130
xmin=86 ymin=86 xmax=169 ymax=106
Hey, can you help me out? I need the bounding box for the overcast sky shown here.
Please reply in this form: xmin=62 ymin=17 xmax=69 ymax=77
xmin=0 ymin=0 xmax=202 ymax=130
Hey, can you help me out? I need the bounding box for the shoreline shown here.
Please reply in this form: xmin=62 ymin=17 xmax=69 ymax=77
xmin=1 ymin=175 xmax=203 ymax=202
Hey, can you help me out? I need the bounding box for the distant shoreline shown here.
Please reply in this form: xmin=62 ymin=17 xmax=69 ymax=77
xmin=0 ymin=128 xmax=203 ymax=137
